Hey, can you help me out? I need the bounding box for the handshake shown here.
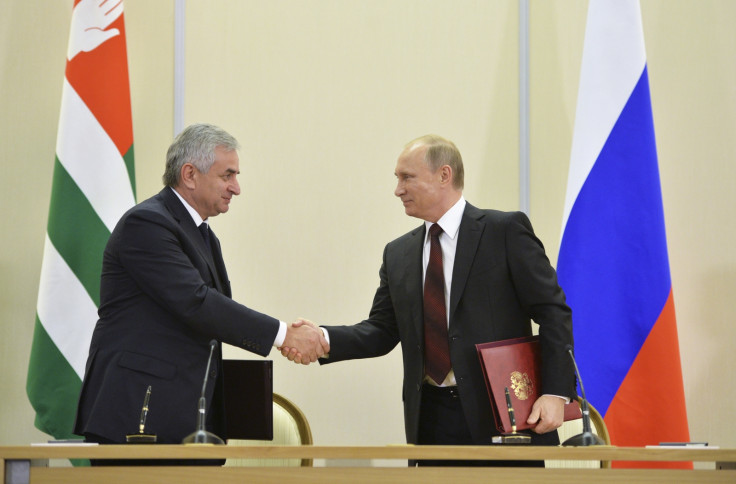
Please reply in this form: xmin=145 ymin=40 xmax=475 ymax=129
xmin=278 ymin=318 xmax=328 ymax=365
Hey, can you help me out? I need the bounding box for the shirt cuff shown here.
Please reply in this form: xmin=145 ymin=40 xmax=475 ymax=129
xmin=543 ymin=394 xmax=571 ymax=404
xmin=273 ymin=320 xmax=287 ymax=347
xmin=319 ymin=327 xmax=330 ymax=359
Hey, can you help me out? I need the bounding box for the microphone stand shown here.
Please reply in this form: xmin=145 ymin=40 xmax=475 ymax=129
xmin=182 ymin=340 xmax=225 ymax=445
xmin=562 ymin=345 xmax=605 ymax=446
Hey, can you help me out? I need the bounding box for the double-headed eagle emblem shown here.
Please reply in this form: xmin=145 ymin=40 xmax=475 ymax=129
xmin=509 ymin=371 xmax=534 ymax=400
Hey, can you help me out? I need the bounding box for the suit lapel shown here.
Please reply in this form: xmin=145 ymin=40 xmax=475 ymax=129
xmin=402 ymin=225 xmax=426 ymax=342
xmin=449 ymin=204 xmax=484 ymax=321
xmin=161 ymin=188 xmax=226 ymax=293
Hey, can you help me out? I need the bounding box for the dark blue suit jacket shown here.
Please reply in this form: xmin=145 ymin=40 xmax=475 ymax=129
xmin=322 ymin=203 xmax=575 ymax=445
xmin=74 ymin=187 xmax=279 ymax=443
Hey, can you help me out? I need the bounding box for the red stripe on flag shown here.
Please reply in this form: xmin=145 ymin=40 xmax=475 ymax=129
xmin=606 ymin=289 xmax=691 ymax=469
xmin=65 ymin=13 xmax=133 ymax=157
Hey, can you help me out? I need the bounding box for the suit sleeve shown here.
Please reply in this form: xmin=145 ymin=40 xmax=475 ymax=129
xmin=111 ymin=208 xmax=279 ymax=356
xmin=322 ymin=245 xmax=401 ymax=363
xmin=505 ymin=212 xmax=576 ymax=399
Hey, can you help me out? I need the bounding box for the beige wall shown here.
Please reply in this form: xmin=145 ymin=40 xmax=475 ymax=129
xmin=2 ymin=0 xmax=735 ymax=452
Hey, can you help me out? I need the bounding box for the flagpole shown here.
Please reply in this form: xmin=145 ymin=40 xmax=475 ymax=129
xmin=518 ymin=0 xmax=530 ymax=215
xmin=174 ymin=0 xmax=186 ymax=137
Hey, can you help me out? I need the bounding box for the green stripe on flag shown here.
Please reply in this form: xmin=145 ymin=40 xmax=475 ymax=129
xmin=46 ymin=157 xmax=111 ymax=307
xmin=123 ymin=144 xmax=136 ymax=200
xmin=26 ymin=316 xmax=82 ymax=439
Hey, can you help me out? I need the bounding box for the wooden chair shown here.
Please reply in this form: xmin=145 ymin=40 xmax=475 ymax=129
xmin=226 ymin=393 xmax=313 ymax=467
xmin=546 ymin=398 xmax=611 ymax=468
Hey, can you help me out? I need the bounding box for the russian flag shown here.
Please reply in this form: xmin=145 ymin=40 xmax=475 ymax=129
xmin=557 ymin=0 xmax=690 ymax=468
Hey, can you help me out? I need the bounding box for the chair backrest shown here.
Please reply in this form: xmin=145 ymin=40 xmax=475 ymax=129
xmin=226 ymin=393 xmax=313 ymax=467
xmin=587 ymin=400 xmax=610 ymax=446
xmin=546 ymin=398 xmax=611 ymax=469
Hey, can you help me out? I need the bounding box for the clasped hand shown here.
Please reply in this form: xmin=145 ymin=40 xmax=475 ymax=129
xmin=278 ymin=318 xmax=328 ymax=365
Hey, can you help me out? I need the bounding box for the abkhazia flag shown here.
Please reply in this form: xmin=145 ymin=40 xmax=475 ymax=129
xmin=557 ymin=0 xmax=690 ymax=469
xmin=27 ymin=0 xmax=136 ymax=441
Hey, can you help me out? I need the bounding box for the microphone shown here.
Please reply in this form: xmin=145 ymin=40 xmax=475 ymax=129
xmin=562 ymin=344 xmax=605 ymax=446
xmin=182 ymin=340 xmax=225 ymax=445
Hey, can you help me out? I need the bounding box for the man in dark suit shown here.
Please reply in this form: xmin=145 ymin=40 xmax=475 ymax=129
xmin=285 ymin=135 xmax=575 ymax=465
xmin=74 ymin=124 xmax=328 ymax=449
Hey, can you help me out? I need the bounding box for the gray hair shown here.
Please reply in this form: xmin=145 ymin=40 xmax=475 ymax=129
xmin=404 ymin=134 xmax=464 ymax=190
xmin=162 ymin=123 xmax=240 ymax=187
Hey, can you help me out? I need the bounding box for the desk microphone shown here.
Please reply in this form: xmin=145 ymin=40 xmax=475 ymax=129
xmin=182 ymin=340 xmax=225 ymax=445
xmin=562 ymin=344 xmax=604 ymax=446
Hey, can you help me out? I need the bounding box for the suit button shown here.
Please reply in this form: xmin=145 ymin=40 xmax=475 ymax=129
xmin=416 ymin=384 xmax=421 ymax=391
xmin=210 ymin=369 xmax=216 ymax=378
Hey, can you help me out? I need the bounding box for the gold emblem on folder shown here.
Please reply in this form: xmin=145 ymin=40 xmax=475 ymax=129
xmin=509 ymin=371 xmax=533 ymax=400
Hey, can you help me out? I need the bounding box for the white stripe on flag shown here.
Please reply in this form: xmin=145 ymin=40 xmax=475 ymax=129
xmin=561 ymin=0 xmax=647 ymax=232
xmin=56 ymin=78 xmax=135 ymax=233
xmin=36 ymin=235 xmax=97 ymax=379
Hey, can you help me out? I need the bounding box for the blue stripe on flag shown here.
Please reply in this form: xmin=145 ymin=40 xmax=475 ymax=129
xmin=558 ymin=66 xmax=672 ymax=415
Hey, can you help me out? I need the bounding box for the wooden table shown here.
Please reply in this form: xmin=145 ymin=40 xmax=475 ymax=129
xmin=2 ymin=444 xmax=735 ymax=483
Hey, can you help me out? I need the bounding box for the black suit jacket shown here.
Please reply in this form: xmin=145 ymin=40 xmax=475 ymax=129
xmin=74 ymin=187 xmax=279 ymax=443
xmin=322 ymin=203 xmax=575 ymax=445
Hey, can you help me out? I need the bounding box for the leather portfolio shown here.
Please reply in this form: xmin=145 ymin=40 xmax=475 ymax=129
xmin=476 ymin=335 xmax=581 ymax=433
xmin=222 ymin=359 xmax=273 ymax=440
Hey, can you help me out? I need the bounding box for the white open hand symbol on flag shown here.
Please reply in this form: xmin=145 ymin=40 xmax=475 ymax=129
xmin=67 ymin=0 xmax=124 ymax=60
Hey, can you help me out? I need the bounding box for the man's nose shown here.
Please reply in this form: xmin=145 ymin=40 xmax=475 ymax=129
xmin=394 ymin=182 xmax=404 ymax=197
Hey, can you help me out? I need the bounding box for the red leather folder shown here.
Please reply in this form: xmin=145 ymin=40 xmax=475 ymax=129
xmin=476 ymin=336 xmax=581 ymax=433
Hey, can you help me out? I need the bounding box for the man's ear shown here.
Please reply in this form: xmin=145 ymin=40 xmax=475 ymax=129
xmin=180 ymin=163 xmax=197 ymax=189
xmin=439 ymin=165 xmax=453 ymax=186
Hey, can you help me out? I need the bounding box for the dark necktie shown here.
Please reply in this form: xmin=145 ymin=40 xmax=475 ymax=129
xmin=198 ymin=223 xmax=212 ymax=252
xmin=423 ymin=223 xmax=451 ymax=385
xmin=198 ymin=222 xmax=224 ymax=289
